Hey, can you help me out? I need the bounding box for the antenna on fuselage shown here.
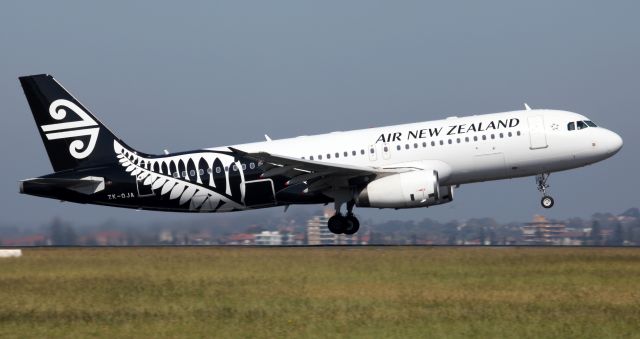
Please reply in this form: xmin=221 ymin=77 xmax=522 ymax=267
xmin=265 ymin=134 xmax=272 ymax=141
xmin=524 ymin=103 xmax=532 ymax=110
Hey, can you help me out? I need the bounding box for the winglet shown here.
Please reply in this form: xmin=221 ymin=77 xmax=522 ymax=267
xmin=265 ymin=134 xmax=272 ymax=141
xmin=524 ymin=103 xmax=531 ymax=110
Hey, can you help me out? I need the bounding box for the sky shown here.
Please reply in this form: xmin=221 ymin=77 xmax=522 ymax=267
xmin=0 ymin=1 xmax=638 ymax=227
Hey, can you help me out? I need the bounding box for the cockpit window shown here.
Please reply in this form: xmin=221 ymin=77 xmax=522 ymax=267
xmin=577 ymin=121 xmax=588 ymax=130
xmin=585 ymin=120 xmax=597 ymax=127
xmin=567 ymin=122 xmax=575 ymax=131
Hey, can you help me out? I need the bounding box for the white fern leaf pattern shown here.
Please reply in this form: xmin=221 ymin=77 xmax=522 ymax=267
xmin=113 ymin=140 xmax=244 ymax=212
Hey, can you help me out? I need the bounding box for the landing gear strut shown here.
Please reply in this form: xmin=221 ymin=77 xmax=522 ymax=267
xmin=536 ymin=173 xmax=554 ymax=209
xmin=327 ymin=200 xmax=360 ymax=235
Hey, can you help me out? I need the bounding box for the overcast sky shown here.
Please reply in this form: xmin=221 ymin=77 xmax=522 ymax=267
xmin=0 ymin=1 xmax=638 ymax=227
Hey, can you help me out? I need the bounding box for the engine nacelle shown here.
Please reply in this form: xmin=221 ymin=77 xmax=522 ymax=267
xmin=356 ymin=170 xmax=454 ymax=209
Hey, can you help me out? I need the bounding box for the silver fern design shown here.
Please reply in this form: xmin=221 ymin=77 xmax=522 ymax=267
xmin=114 ymin=140 xmax=246 ymax=212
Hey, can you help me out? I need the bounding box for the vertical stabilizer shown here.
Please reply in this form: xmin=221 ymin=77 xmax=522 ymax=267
xmin=19 ymin=74 xmax=136 ymax=172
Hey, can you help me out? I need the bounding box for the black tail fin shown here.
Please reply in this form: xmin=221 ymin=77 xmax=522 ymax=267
xmin=20 ymin=74 xmax=135 ymax=172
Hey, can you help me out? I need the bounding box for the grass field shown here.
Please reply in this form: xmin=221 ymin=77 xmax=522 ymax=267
xmin=1 ymin=247 xmax=640 ymax=338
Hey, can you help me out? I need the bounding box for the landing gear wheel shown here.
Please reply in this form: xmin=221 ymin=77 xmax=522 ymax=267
xmin=541 ymin=196 xmax=554 ymax=209
xmin=536 ymin=173 xmax=555 ymax=209
xmin=328 ymin=214 xmax=346 ymax=234
xmin=344 ymin=215 xmax=360 ymax=235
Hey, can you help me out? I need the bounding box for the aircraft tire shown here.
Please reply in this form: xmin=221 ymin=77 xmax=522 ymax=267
xmin=328 ymin=215 xmax=346 ymax=234
xmin=344 ymin=215 xmax=360 ymax=235
xmin=541 ymin=196 xmax=554 ymax=209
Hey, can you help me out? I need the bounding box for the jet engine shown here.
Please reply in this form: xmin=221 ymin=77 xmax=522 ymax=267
xmin=356 ymin=170 xmax=453 ymax=208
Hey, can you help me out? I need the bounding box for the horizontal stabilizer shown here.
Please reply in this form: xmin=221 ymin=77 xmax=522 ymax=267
xmin=19 ymin=176 xmax=105 ymax=195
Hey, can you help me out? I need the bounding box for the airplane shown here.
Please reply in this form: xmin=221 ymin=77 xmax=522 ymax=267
xmin=18 ymin=74 xmax=623 ymax=235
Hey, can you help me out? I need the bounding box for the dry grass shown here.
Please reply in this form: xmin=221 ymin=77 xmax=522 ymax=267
xmin=1 ymin=247 xmax=640 ymax=338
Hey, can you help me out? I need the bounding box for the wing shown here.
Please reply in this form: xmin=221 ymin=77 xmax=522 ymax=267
xmin=225 ymin=147 xmax=404 ymax=193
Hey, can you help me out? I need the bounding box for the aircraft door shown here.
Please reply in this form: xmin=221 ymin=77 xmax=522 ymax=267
xmin=368 ymin=145 xmax=377 ymax=161
xmin=136 ymin=176 xmax=154 ymax=197
xmin=244 ymin=179 xmax=276 ymax=207
xmin=381 ymin=142 xmax=391 ymax=160
xmin=527 ymin=116 xmax=548 ymax=149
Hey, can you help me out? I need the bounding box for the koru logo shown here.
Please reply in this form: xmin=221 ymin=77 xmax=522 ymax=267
xmin=40 ymin=99 xmax=99 ymax=159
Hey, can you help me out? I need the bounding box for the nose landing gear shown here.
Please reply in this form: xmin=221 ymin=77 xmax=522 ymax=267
xmin=536 ymin=173 xmax=554 ymax=209
xmin=327 ymin=200 xmax=360 ymax=234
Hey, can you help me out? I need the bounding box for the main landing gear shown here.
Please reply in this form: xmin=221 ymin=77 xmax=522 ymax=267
xmin=327 ymin=200 xmax=360 ymax=235
xmin=536 ymin=173 xmax=554 ymax=209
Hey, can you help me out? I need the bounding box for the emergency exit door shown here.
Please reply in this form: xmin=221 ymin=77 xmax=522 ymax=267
xmin=527 ymin=116 xmax=548 ymax=149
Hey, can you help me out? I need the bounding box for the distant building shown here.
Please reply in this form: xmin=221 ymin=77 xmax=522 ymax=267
xmin=559 ymin=231 xmax=588 ymax=246
xmin=521 ymin=215 xmax=569 ymax=245
xmin=93 ymin=231 xmax=127 ymax=246
xmin=281 ymin=232 xmax=305 ymax=246
xmin=306 ymin=208 xmax=358 ymax=245
xmin=255 ymin=231 xmax=282 ymax=246
xmin=226 ymin=233 xmax=255 ymax=245
xmin=0 ymin=234 xmax=47 ymax=246
xmin=158 ymin=230 xmax=174 ymax=243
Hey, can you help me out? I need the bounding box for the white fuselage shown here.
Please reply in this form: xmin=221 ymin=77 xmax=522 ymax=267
xmin=223 ymin=109 xmax=622 ymax=186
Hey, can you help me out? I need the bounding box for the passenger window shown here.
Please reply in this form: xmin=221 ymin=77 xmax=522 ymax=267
xmin=310 ymin=156 xmax=314 ymax=160
xmin=499 ymin=133 xmax=503 ymax=138
xmin=383 ymin=146 xmax=388 ymax=152
xmin=508 ymin=132 xmax=512 ymax=137
xmin=491 ymin=134 xmax=495 ymax=139
xmin=465 ymin=137 xmax=469 ymax=142
xmin=473 ymin=136 xmax=478 ymax=141
xmin=360 ymin=150 xmax=365 ymax=155
xmin=335 ymin=152 xmax=339 ymax=158
xmin=422 ymin=142 xmax=427 ymax=147
xmin=352 ymin=150 xmax=357 ymax=156
xmin=242 ymin=164 xmax=246 ymax=170
xmin=482 ymin=135 xmax=487 ymax=140
xmin=344 ymin=151 xmax=348 ymax=157
xmin=370 ymin=148 xmax=375 ymax=154
xmin=397 ymin=145 xmax=401 ymax=151
xmin=585 ymin=121 xmax=597 ymax=127
xmin=448 ymin=139 xmax=452 ymax=144
xmin=182 ymin=171 xmax=188 ymax=177
xmin=232 ymin=165 xmax=237 ymax=171
xmin=173 ymin=172 xmax=179 ymax=178
xmin=216 ymin=167 xmax=221 ymax=174
xmin=207 ymin=168 xmax=212 ymax=174
xmin=577 ymin=121 xmax=587 ymax=130
xmin=517 ymin=131 xmax=521 ymax=136
xmin=190 ymin=170 xmax=196 ymax=177
xmin=439 ymin=140 xmax=444 ymax=145
xmin=413 ymin=143 xmax=418 ymax=148
xmin=456 ymin=138 xmax=460 ymax=143
xmin=199 ymin=169 xmax=205 ymax=175
xmin=405 ymin=144 xmax=409 ymax=150
xmin=250 ymin=163 xmax=255 ymax=169
xmin=431 ymin=141 xmax=436 ymax=146
xmin=327 ymin=154 xmax=331 ymax=159
xmin=318 ymin=155 xmax=323 ymax=160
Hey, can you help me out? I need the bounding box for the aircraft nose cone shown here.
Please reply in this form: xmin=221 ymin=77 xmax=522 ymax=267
xmin=607 ymin=130 xmax=623 ymax=155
